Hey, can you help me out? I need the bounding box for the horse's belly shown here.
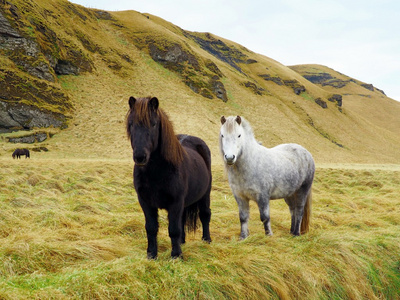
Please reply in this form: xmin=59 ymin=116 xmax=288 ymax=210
xmin=270 ymin=187 xmax=295 ymax=200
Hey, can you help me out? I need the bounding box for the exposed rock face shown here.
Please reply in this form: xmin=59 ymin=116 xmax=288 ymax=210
xmin=184 ymin=31 xmax=247 ymax=74
xmin=328 ymin=94 xmax=343 ymax=107
xmin=54 ymin=59 xmax=80 ymax=75
xmin=149 ymin=43 xmax=199 ymax=70
xmin=315 ymin=98 xmax=327 ymax=109
xmin=283 ymin=80 xmax=306 ymax=95
xmin=361 ymin=83 xmax=374 ymax=91
xmin=258 ymin=74 xmax=283 ymax=85
xmin=300 ymin=72 xmax=349 ymax=88
xmin=149 ymin=42 xmax=228 ymax=101
xmin=302 ymin=72 xmax=333 ymax=84
xmin=0 ymin=3 xmax=90 ymax=132
xmin=0 ymin=101 xmax=66 ymax=130
xmin=0 ymin=11 xmax=55 ymax=81
xmin=211 ymin=76 xmax=227 ymax=102
xmin=7 ymin=132 xmax=47 ymax=144
xmin=243 ymin=81 xmax=266 ymax=95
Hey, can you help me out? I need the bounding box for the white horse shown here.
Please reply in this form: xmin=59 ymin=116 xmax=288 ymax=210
xmin=219 ymin=115 xmax=315 ymax=238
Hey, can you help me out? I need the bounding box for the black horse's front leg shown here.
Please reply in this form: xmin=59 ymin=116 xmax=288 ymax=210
xmin=141 ymin=203 xmax=159 ymax=259
xmin=168 ymin=202 xmax=184 ymax=259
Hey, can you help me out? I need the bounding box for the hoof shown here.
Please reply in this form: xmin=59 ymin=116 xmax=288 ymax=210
xmin=147 ymin=253 xmax=157 ymax=260
xmin=202 ymin=237 xmax=212 ymax=244
xmin=171 ymin=253 xmax=183 ymax=260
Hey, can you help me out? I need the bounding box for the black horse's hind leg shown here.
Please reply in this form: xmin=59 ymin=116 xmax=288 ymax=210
xmin=168 ymin=201 xmax=184 ymax=259
xmin=181 ymin=209 xmax=187 ymax=244
xmin=140 ymin=202 xmax=159 ymax=259
xmin=198 ymin=190 xmax=212 ymax=243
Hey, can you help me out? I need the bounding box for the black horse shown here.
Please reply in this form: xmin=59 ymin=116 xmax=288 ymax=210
xmin=12 ymin=148 xmax=30 ymax=159
xmin=126 ymin=96 xmax=212 ymax=259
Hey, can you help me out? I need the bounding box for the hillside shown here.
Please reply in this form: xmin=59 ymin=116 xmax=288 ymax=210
xmin=1 ymin=0 xmax=400 ymax=164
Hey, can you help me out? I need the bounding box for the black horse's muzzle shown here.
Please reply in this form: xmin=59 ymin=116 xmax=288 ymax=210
xmin=133 ymin=152 xmax=149 ymax=166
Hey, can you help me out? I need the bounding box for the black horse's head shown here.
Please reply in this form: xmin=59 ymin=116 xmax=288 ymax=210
xmin=126 ymin=96 xmax=184 ymax=167
xmin=126 ymin=96 xmax=161 ymax=166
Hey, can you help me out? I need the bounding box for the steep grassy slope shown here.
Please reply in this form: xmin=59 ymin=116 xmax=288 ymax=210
xmin=1 ymin=0 xmax=400 ymax=163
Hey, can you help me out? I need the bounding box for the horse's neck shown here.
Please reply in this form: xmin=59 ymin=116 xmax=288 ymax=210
xmin=145 ymin=146 xmax=174 ymax=172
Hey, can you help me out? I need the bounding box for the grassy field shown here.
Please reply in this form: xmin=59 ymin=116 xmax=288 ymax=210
xmin=0 ymin=157 xmax=399 ymax=299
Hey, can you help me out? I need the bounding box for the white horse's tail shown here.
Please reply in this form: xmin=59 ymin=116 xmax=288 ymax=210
xmin=300 ymin=189 xmax=312 ymax=234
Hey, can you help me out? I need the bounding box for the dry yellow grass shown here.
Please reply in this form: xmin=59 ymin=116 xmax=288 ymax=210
xmin=0 ymin=157 xmax=399 ymax=299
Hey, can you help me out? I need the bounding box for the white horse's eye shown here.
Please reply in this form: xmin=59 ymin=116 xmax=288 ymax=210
xmin=221 ymin=134 xmax=224 ymax=138
xmin=238 ymin=134 xmax=241 ymax=138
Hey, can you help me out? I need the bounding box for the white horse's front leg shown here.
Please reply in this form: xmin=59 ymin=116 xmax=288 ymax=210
xmin=258 ymin=196 xmax=273 ymax=236
xmin=234 ymin=195 xmax=250 ymax=240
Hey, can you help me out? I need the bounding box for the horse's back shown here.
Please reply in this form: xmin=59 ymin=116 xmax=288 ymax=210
xmin=271 ymin=143 xmax=314 ymax=167
xmin=177 ymin=134 xmax=211 ymax=171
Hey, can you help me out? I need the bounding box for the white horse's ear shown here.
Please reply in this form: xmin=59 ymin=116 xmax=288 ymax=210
xmin=220 ymin=116 xmax=226 ymax=125
xmin=235 ymin=115 xmax=242 ymax=125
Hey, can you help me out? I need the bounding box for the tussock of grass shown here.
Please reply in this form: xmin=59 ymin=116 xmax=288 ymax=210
xmin=0 ymin=159 xmax=399 ymax=298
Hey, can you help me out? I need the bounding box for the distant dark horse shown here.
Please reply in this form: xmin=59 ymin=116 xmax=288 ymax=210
xmin=126 ymin=96 xmax=212 ymax=259
xmin=12 ymin=148 xmax=30 ymax=159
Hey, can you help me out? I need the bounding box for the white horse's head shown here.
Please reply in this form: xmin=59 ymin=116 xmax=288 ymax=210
xmin=219 ymin=115 xmax=245 ymax=165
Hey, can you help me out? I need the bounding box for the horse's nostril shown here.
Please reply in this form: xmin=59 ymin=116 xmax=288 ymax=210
xmin=224 ymin=154 xmax=236 ymax=163
xmin=134 ymin=155 xmax=147 ymax=164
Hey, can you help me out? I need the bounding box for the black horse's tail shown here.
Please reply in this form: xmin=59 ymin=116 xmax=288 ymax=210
xmin=184 ymin=202 xmax=199 ymax=233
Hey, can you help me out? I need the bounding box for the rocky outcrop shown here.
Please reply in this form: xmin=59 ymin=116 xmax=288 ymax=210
xmin=302 ymin=72 xmax=333 ymax=84
xmin=243 ymin=81 xmax=266 ymax=95
xmin=258 ymin=74 xmax=283 ymax=85
xmin=184 ymin=31 xmax=247 ymax=74
xmin=298 ymin=71 xmax=349 ymax=88
xmin=283 ymin=80 xmax=306 ymax=95
xmin=7 ymin=132 xmax=48 ymax=144
xmin=315 ymin=98 xmax=327 ymax=109
xmin=0 ymin=101 xmax=66 ymax=130
xmin=149 ymin=43 xmax=200 ymax=70
xmin=0 ymin=65 xmax=71 ymax=131
xmin=259 ymin=75 xmax=306 ymax=95
xmin=211 ymin=76 xmax=227 ymax=102
xmin=0 ymin=11 xmax=55 ymax=81
xmin=361 ymin=83 xmax=374 ymax=92
xmin=149 ymin=42 xmax=228 ymax=101
xmin=328 ymin=94 xmax=343 ymax=107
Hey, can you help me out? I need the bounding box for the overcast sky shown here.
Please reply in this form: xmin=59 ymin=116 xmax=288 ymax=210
xmin=69 ymin=0 xmax=400 ymax=101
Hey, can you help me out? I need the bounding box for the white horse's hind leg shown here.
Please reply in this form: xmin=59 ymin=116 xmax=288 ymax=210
xmin=258 ymin=197 xmax=273 ymax=236
xmin=234 ymin=196 xmax=250 ymax=240
xmin=285 ymin=192 xmax=306 ymax=236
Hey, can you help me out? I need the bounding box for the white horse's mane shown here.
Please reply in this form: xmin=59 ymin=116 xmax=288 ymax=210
xmin=239 ymin=117 xmax=255 ymax=140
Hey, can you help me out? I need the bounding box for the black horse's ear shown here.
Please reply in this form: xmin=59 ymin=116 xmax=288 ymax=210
xmin=220 ymin=116 xmax=226 ymax=125
xmin=235 ymin=115 xmax=242 ymax=125
xmin=149 ymin=97 xmax=159 ymax=111
xmin=129 ymin=96 xmax=136 ymax=109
